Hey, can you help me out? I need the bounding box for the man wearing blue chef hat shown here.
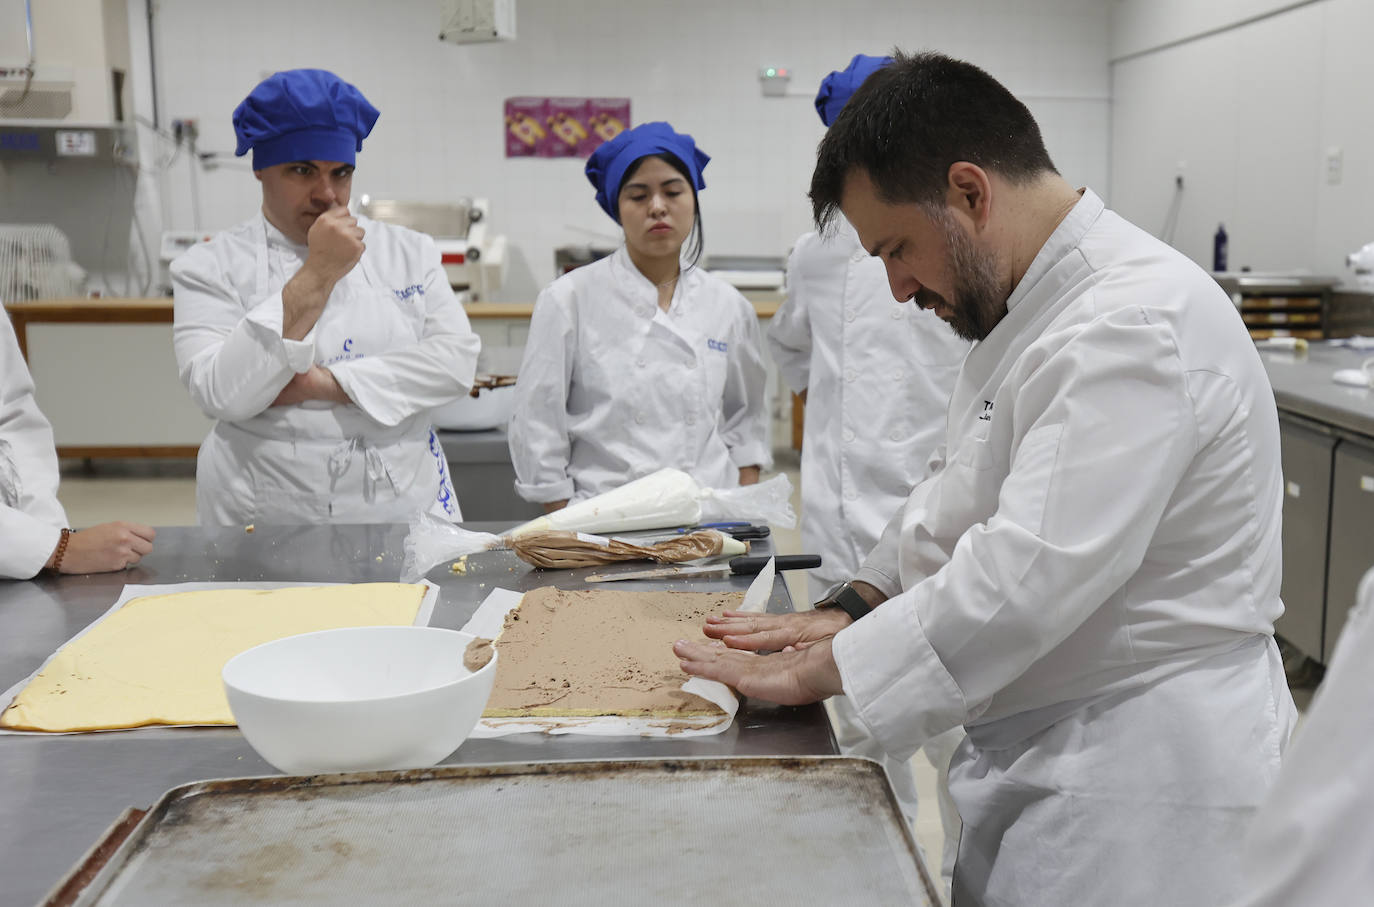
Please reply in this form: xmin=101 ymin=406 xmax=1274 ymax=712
xmin=767 ymin=53 xmax=970 ymax=893
xmin=171 ymin=69 xmax=480 ymax=526
xmin=509 ymin=121 xmax=770 ymax=512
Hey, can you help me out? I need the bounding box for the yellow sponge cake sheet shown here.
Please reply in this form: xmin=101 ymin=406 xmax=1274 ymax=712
xmin=0 ymin=583 xmax=427 ymax=733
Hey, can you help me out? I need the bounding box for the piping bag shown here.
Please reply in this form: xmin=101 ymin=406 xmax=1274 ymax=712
xmin=400 ymin=469 xmax=794 ymax=581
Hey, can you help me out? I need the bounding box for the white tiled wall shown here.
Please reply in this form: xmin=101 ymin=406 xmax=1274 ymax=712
xmin=1109 ymin=0 xmax=1374 ymax=277
xmin=147 ymin=0 xmax=1111 ymax=302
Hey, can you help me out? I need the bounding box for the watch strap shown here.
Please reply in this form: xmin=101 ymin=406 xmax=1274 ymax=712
xmin=819 ymin=582 xmax=870 ymax=623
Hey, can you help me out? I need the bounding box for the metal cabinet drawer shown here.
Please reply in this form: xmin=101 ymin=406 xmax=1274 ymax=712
xmin=1324 ymin=440 xmax=1374 ymax=658
xmin=1277 ymin=417 xmax=1336 ymax=659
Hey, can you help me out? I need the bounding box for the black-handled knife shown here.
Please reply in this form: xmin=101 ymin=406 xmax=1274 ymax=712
xmin=584 ymin=554 xmax=821 ymax=583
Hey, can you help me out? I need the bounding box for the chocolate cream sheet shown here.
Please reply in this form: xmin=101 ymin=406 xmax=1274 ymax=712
xmin=463 ymin=560 xmax=773 ymax=738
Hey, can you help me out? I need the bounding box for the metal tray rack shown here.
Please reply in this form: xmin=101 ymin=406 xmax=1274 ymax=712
xmin=48 ymin=756 xmax=939 ymax=906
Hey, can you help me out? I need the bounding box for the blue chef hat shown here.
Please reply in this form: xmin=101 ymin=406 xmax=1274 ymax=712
xmin=584 ymin=121 xmax=710 ymax=223
xmin=233 ymin=69 xmax=380 ymax=170
xmin=814 ymin=54 xmax=894 ymax=127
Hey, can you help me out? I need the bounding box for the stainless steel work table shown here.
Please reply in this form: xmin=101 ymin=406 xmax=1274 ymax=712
xmin=1259 ymin=344 xmax=1374 ymax=439
xmin=0 ymin=523 xmax=836 ymax=905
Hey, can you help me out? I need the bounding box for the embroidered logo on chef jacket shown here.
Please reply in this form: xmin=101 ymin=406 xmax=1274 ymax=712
xmin=393 ymin=283 xmax=424 ymax=302
xmin=322 ymin=338 xmax=364 ymax=366
xmin=707 ymin=339 xmax=728 ymax=353
xmin=978 ymin=400 xmax=994 ymax=421
xmin=430 ymin=430 xmax=457 ymax=516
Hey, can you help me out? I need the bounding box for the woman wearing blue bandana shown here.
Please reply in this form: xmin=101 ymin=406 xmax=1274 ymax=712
xmin=171 ymin=69 xmax=480 ymax=526
xmin=509 ymin=122 xmax=770 ymax=510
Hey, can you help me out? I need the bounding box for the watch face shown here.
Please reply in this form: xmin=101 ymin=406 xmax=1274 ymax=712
xmin=824 ymin=581 xmax=849 ymax=601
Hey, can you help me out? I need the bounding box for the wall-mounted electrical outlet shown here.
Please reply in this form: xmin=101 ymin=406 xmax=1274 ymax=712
xmin=1325 ymin=146 xmax=1343 ymax=186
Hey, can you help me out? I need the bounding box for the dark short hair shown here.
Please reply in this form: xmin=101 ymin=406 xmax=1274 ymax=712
xmin=810 ymin=51 xmax=1058 ymax=229
xmin=620 ymin=152 xmax=705 ymax=271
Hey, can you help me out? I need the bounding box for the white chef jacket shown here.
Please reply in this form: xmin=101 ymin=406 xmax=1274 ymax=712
xmin=835 ymin=189 xmax=1295 ymax=905
xmin=1227 ymin=569 xmax=1374 ymax=907
xmin=172 ymin=214 xmax=479 ymax=526
xmin=770 ymin=222 xmax=970 ymax=889
xmin=0 ymin=313 xmax=67 ymax=579
xmin=768 ymin=221 xmax=968 ymax=599
xmin=508 ymin=248 xmax=770 ymax=504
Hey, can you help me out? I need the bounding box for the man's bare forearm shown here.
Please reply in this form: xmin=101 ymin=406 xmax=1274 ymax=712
xmin=281 ymin=264 xmax=335 ymax=341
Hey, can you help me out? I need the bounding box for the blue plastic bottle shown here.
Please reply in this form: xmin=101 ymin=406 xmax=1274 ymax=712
xmin=1213 ymin=223 xmax=1229 ymax=272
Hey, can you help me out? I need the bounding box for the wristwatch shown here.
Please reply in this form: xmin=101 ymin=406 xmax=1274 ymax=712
xmin=815 ymin=581 xmax=871 ymax=623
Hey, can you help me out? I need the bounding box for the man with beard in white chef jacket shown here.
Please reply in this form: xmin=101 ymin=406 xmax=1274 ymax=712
xmin=2 ymin=315 xmax=155 ymax=579
xmin=678 ymin=51 xmax=1295 ymax=906
xmin=767 ymin=53 xmax=968 ymax=885
xmin=172 ymin=69 xmax=479 ymax=526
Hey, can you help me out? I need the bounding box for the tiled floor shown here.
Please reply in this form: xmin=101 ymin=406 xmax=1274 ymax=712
xmin=57 ymin=475 xmax=199 ymax=529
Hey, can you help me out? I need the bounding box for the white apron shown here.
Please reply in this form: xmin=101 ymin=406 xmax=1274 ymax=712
xmin=948 ymin=636 xmax=1292 ymax=907
xmin=195 ymin=223 xmax=459 ymax=526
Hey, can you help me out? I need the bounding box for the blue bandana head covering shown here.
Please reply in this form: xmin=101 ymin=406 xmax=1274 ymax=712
xmin=584 ymin=121 xmax=710 ymax=222
xmin=815 ymin=54 xmax=893 ymax=127
xmin=233 ymin=69 xmax=379 ymax=170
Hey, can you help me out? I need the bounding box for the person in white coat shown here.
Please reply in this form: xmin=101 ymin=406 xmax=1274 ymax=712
xmin=172 ymin=69 xmax=479 ymax=526
xmin=509 ymin=122 xmax=769 ymax=510
xmin=1 ymin=315 xmax=155 ymax=579
xmin=1225 ymin=568 xmax=1374 ymax=907
xmin=767 ymin=53 xmax=969 ymax=884
xmin=677 ymin=52 xmax=1295 ymax=906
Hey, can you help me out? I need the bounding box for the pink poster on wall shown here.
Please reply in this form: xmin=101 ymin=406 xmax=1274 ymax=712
xmin=504 ymin=97 xmax=549 ymax=157
xmin=546 ymin=97 xmax=591 ymax=157
xmin=504 ymin=97 xmax=631 ymax=158
xmin=584 ymin=98 xmax=630 ymax=156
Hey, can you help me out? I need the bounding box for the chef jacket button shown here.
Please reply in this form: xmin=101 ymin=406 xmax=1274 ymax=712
xmin=891 ymin=308 xmax=903 ymax=319
xmin=844 ymin=369 xmax=857 ymax=383
xmin=635 ymin=413 xmax=646 ymax=425
xmin=685 ymin=414 xmax=696 ymax=426
xmin=637 ymin=358 xmax=647 ymax=368
xmin=893 ymin=369 xmax=904 ymax=381
xmin=845 ymin=309 xmax=857 ymax=323
xmin=842 ymin=428 xmax=855 ymax=443
xmin=889 ymin=430 xmax=902 ymax=441
xmin=844 ymin=489 xmax=858 ymax=501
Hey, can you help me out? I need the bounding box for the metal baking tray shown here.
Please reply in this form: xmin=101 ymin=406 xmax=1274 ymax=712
xmin=48 ymin=757 xmax=939 ymax=906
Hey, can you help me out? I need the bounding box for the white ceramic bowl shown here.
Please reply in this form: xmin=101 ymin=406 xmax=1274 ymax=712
xmin=431 ymin=383 xmax=516 ymax=431
xmin=222 ymin=626 xmax=497 ymax=775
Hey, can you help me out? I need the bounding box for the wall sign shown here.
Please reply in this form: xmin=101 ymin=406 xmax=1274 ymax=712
xmin=504 ymin=97 xmax=630 ymax=158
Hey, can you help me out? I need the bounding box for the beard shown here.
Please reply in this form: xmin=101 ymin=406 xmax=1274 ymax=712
xmin=915 ymin=207 xmax=1007 ymax=342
